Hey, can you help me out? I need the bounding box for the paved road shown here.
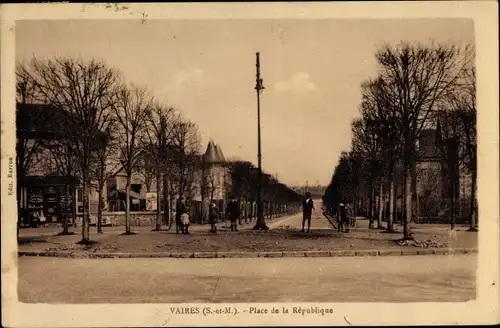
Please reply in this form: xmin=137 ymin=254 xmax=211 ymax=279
xmin=269 ymin=199 xmax=332 ymax=230
xmin=18 ymin=254 xmax=476 ymax=303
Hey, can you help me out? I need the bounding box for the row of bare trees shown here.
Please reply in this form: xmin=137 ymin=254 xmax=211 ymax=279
xmin=324 ymin=41 xmax=477 ymax=240
xmin=228 ymin=160 xmax=303 ymax=206
xmin=16 ymin=56 xmax=201 ymax=242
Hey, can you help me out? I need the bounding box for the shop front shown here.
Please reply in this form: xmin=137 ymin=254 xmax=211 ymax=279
xmin=21 ymin=176 xmax=77 ymax=226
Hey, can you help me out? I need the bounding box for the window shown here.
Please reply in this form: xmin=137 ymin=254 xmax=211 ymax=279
xmin=131 ymin=184 xmax=142 ymax=194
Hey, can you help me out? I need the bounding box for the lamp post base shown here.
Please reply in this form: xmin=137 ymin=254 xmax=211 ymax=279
xmin=252 ymin=222 xmax=270 ymax=231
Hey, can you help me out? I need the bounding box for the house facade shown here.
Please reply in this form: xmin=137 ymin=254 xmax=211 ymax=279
xmin=414 ymin=115 xmax=472 ymax=219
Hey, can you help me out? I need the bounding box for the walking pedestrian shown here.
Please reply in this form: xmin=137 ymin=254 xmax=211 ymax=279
xmin=301 ymin=192 xmax=314 ymax=232
xmin=209 ymin=201 xmax=218 ymax=233
xmin=226 ymin=198 xmax=240 ymax=232
xmin=175 ymin=197 xmax=186 ymax=234
xmin=337 ymin=203 xmax=350 ymax=233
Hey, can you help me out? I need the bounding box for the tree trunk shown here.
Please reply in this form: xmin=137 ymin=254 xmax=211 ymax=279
xmin=16 ymin=139 xmax=25 ymax=239
xmin=469 ymin=169 xmax=477 ymax=231
xmin=62 ymin=183 xmax=70 ymax=234
xmin=368 ymin=187 xmax=375 ymax=229
xmin=411 ymin=160 xmax=418 ymax=219
xmin=81 ymin=173 xmax=90 ymax=243
xmin=17 ymin=181 xmax=22 ymax=237
xmin=125 ymin=171 xmax=132 ymax=234
xmin=72 ymin=182 xmax=77 ymax=228
xmin=97 ymin=185 xmax=104 ymax=234
xmin=377 ymin=181 xmax=384 ymax=229
xmin=387 ymin=179 xmax=395 ymax=232
xmin=155 ymin=170 xmax=162 ymax=231
xmin=449 ymin=179 xmax=456 ymax=230
xmin=403 ymin=166 xmax=413 ymax=240
xmin=163 ymin=173 xmax=169 ymax=227
xmin=448 ymin=139 xmax=458 ymax=231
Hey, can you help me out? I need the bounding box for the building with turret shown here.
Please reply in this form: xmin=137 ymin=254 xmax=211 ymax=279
xmin=200 ymin=140 xmax=231 ymax=202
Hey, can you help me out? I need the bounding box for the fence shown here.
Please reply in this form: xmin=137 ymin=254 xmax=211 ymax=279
xmin=186 ymin=199 xmax=300 ymax=224
xmin=71 ymin=198 xmax=301 ymax=227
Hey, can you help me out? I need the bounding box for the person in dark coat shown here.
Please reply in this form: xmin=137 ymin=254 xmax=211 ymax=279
xmin=301 ymin=192 xmax=314 ymax=232
xmin=209 ymin=201 xmax=219 ymax=233
xmin=226 ymin=198 xmax=240 ymax=232
xmin=175 ymin=197 xmax=186 ymax=234
xmin=337 ymin=203 xmax=350 ymax=233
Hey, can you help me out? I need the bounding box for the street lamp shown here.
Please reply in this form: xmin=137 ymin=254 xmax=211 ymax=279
xmin=253 ymin=52 xmax=269 ymax=231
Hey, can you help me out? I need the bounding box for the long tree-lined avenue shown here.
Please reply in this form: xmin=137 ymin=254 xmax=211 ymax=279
xmin=9 ymin=15 xmax=487 ymax=321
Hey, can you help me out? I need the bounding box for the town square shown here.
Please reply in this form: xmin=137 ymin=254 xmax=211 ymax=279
xmin=3 ymin=4 xmax=497 ymax=326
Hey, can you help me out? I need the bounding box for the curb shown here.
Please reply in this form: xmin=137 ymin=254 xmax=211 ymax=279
xmin=18 ymin=248 xmax=477 ymax=259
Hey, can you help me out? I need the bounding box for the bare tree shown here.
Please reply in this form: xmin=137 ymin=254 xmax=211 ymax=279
xmin=20 ymin=57 xmax=121 ymax=243
xmin=112 ymin=84 xmax=152 ymax=235
xmin=360 ymin=77 xmax=404 ymax=232
xmin=136 ymin=152 xmax=156 ymax=193
xmin=169 ymin=120 xmax=202 ymax=199
xmin=89 ymin=122 xmax=120 ymax=234
xmin=375 ymin=41 xmax=472 ymax=239
xmin=43 ymin=137 xmax=80 ymax=234
xmin=442 ymin=49 xmax=476 ymax=231
xmin=144 ymin=102 xmax=178 ymax=230
xmin=351 ymin=117 xmax=382 ymax=229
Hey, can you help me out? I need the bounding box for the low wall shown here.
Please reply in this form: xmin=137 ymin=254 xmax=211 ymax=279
xmin=75 ymin=212 xmax=158 ymax=227
xmin=74 ymin=210 xmax=302 ymax=227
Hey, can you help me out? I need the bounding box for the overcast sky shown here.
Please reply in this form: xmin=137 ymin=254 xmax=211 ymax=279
xmin=16 ymin=19 xmax=474 ymax=186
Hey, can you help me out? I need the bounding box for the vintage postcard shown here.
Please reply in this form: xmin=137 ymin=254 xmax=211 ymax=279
xmin=1 ymin=2 xmax=499 ymax=327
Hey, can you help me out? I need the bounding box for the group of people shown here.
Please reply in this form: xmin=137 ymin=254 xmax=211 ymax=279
xmin=174 ymin=197 xmax=242 ymax=235
xmin=175 ymin=192 xmax=356 ymax=235
xmin=336 ymin=202 xmax=354 ymax=233
xmin=301 ymin=192 xmax=355 ymax=233
xmin=208 ymin=198 xmax=241 ymax=233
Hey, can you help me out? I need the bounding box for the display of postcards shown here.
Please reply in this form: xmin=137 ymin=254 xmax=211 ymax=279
xmin=45 ymin=186 xmax=57 ymax=195
xmin=27 ymin=188 xmax=44 ymax=205
xmin=46 ymin=195 xmax=58 ymax=203
xmin=59 ymin=194 xmax=73 ymax=207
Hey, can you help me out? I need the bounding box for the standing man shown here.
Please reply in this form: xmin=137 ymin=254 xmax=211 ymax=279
xmin=337 ymin=203 xmax=350 ymax=233
xmin=226 ymin=198 xmax=240 ymax=232
xmin=301 ymin=192 xmax=314 ymax=233
xmin=175 ymin=197 xmax=186 ymax=234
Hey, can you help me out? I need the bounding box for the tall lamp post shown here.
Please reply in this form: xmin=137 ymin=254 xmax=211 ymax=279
xmin=253 ymin=52 xmax=269 ymax=231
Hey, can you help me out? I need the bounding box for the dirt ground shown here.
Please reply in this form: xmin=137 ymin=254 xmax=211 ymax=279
xmin=17 ymin=219 xmax=478 ymax=254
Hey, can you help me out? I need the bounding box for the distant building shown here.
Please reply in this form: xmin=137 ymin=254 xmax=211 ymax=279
xmin=414 ymin=112 xmax=471 ymax=218
xmin=200 ymin=140 xmax=231 ymax=202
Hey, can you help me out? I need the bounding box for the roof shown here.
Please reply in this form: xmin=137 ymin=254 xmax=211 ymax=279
xmin=16 ymin=103 xmax=72 ymax=140
xmin=203 ymin=140 xmax=225 ymax=163
xmin=215 ymin=144 xmax=225 ymax=162
xmin=17 ymin=102 xmax=105 ymax=143
xmin=22 ymin=175 xmax=78 ymax=185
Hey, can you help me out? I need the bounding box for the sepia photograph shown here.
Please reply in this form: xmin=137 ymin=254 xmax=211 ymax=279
xmin=1 ymin=2 xmax=499 ymax=327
